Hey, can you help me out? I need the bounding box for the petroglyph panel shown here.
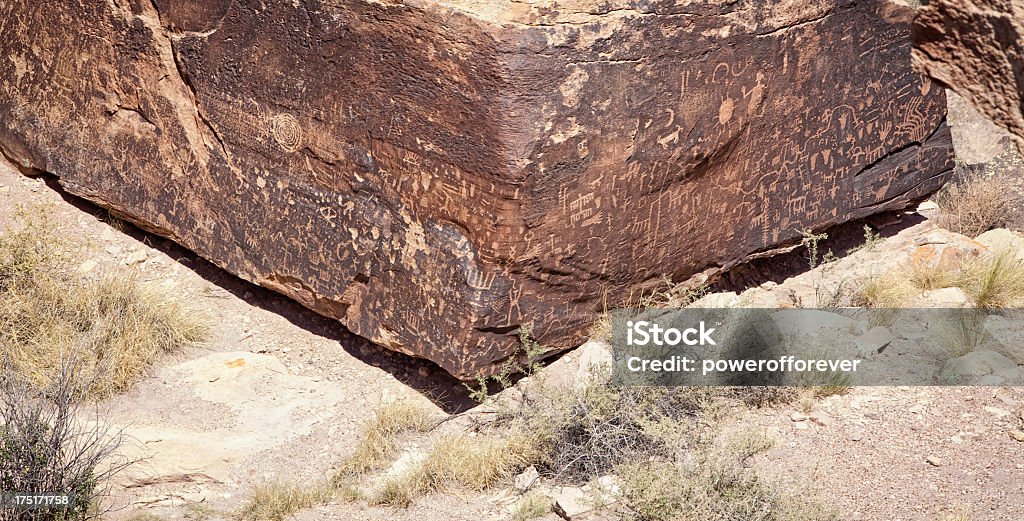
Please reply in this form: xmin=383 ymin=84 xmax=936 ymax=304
xmin=912 ymin=0 xmax=1024 ymax=157
xmin=0 ymin=0 xmax=953 ymax=378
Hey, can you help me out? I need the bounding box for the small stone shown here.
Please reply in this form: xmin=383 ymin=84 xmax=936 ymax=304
xmin=848 ymin=432 xmax=863 ymax=442
xmin=915 ymin=287 xmax=973 ymax=308
xmin=941 ymin=350 xmax=1023 ymax=384
xmin=854 ymin=326 xmax=894 ymax=357
xmin=105 ymin=245 xmax=122 ymax=255
xmin=790 ymin=412 xmax=809 ymax=422
xmin=984 ymin=406 xmax=1011 ymax=418
xmin=594 ymin=475 xmax=621 ymax=498
xmin=417 ymin=366 xmax=430 ymax=378
xmin=125 ymin=250 xmax=147 ymax=265
xmin=1009 ymin=430 xmax=1024 ymax=443
xmin=77 ymin=259 xmax=98 ymax=273
xmin=513 ymin=466 xmax=539 ymax=493
xmin=975 ymin=229 xmax=1024 ymax=262
xmin=794 ymin=422 xmax=809 ymax=430
xmin=926 ymin=456 xmax=942 ymax=467
xmin=809 ymin=412 xmax=831 ymax=427
xmin=551 ymin=486 xmax=592 ymax=519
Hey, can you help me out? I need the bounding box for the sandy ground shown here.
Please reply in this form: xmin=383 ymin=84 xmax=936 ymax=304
xmin=2 ymin=156 xmax=1024 ymax=521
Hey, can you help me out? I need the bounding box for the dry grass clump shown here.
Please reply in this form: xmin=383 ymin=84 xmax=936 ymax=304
xmin=0 ymin=207 xmax=206 ymax=397
xmin=963 ymin=249 xmax=1024 ymax=308
xmin=418 ymin=431 xmax=542 ymax=491
xmin=334 ymin=400 xmax=436 ymax=478
xmin=372 ymin=430 xmax=542 ymax=507
xmin=855 ymin=274 xmax=916 ymax=308
xmin=616 ymin=447 xmax=838 ymax=521
xmin=907 ymin=260 xmax=971 ymax=292
xmin=233 ymin=482 xmax=332 ymax=521
xmin=513 ymin=491 xmax=550 ymax=521
xmin=856 ymin=248 xmax=1024 ymax=309
xmin=934 ymin=174 xmax=1014 ymax=237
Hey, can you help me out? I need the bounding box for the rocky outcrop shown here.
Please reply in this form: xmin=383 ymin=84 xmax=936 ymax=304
xmin=913 ymin=0 xmax=1024 ymax=156
xmin=0 ymin=0 xmax=953 ymax=378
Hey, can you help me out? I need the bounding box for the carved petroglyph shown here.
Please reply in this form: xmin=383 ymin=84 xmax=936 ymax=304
xmin=0 ymin=0 xmax=953 ymax=378
xmin=269 ymin=113 xmax=303 ymax=153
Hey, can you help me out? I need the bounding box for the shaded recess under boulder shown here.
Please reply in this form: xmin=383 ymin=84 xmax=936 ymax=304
xmin=0 ymin=0 xmax=953 ymax=378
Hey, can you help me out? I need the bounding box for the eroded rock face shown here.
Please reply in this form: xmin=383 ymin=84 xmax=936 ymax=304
xmin=913 ymin=0 xmax=1024 ymax=156
xmin=0 ymin=0 xmax=952 ymax=378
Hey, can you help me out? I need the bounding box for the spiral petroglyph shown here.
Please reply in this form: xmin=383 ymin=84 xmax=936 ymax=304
xmin=269 ymin=113 xmax=303 ymax=152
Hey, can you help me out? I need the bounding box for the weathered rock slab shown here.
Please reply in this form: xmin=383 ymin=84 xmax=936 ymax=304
xmin=913 ymin=0 xmax=1024 ymax=156
xmin=0 ymin=0 xmax=953 ymax=377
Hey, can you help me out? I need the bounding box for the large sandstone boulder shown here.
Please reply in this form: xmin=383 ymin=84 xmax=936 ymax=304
xmin=912 ymin=0 xmax=1024 ymax=156
xmin=0 ymin=0 xmax=952 ymax=378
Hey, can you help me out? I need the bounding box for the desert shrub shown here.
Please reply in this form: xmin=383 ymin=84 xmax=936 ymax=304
xmin=233 ymin=482 xmax=331 ymax=521
xmin=616 ymin=429 xmax=835 ymax=521
xmin=616 ymin=457 xmax=839 ymax=521
xmin=0 ymin=206 xmax=206 ymax=397
xmin=935 ymin=174 xmax=1014 ymax=237
xmin=499 ymin=378 xmax=799 ymax=485
xmin=908 ymin=258 xmax=972 ymax=292
xmin=858 ymin=247 xmax=1024 ymax=309
xmin=517 ymin=384 xmax=718 ymax=483
xmin=0 ymin=358 xmax=133 ymax=520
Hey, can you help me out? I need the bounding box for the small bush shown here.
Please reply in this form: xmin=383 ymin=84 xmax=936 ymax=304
xmin=371 ymin=429 xmax=543 ymax=506
xmin=935 ymin=174 xmax=1014 ymax=237
xmin=0 ymin=358 xmax=134 ymax=520
xmin=233 ymin=482 xmax=331 ymax=521
xmin=861 ymin=247 xmax=1024 ymax=309
xmin=616 ymin=453 xmax=838 ymax=521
